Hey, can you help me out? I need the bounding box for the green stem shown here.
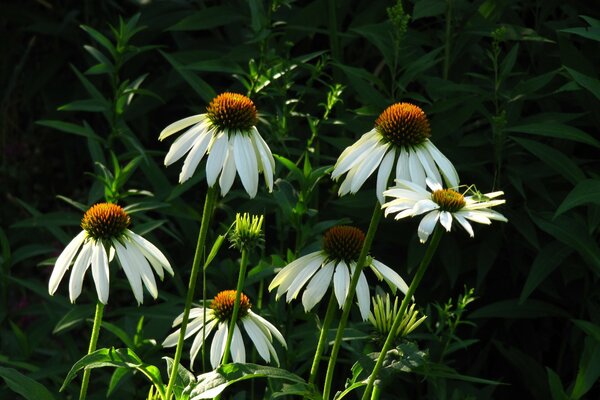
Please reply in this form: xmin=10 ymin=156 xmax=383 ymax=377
xmin=221 ymin=248 xmax=249 ymax=364
xmin=361 ymin=227 xmax=443 ymax=400
xmin=322 ymin=203 xmax=383 ymax=400
xmin=371 ymin=383 xmax=382 ymax=400
xmin=165 ymin=187 xmax=218 ymax=400
xmin=308 ymin=290 xmax=338 ymax=385
xmin=79 ymin=302 xmax=105 ymax=400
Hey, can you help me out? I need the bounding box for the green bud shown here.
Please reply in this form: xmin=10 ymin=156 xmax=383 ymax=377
xmin=368 ymin=293 xmax=427 ymax=345
xmin=229 ymin=213 xmax=264 ymax=251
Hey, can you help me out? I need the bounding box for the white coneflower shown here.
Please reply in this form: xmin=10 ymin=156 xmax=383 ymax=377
xmin=162 ymin=290 xmax=286 ymax=369
xmin=159 ymin=92 xmax=275 ymax=198
xmin=382 ymin=179 xmax=507 ymax=243
xmin=268 ymin=226 xmax=409 ymax=321
xmin=48 ymin=203 xmax=173 ymax=304
xmin=331 ymin=102 xmax=459 ymax=203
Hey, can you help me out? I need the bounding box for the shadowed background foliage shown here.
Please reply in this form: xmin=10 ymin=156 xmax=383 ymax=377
xmin=1 ymin=0 xmax=599 ymax=398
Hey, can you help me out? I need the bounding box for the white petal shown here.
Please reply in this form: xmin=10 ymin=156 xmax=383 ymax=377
xmin=91 ymin=242 xmax=110 ymax=304
xmin=164 ymin=122 xmax=209 ymax=166
xmin=370 ymin=259 xmax=409 ymax=295
xmin=217 ymin=142 xmax=237 ymax=196
xmin=49 ymin=231 xmax=86 ymax=295
xmin=68 ymin=241 xmax=93 ymax=303
xmin=333 ymin=261 xmax=350 ymax=308
xmin=439 ymin=211 xmax=453 ymax=232
xmin=461 ymin=211 xmax=492 ymax=224
xmin=179 ymin=127 xmax=213 ymax=183
xmin=454 ymin=213 xmax=475 ymax=237
xmin=230 ymin=324 xmax=246 ymax=364
xmin=159 ymin=114 xmax=206 ymax=141
xmin=189 ymin=318 xmax=218 ymax=368
xmin=285 ymin=256 xmax=323 ymax=302
xmin=349 ymin=142 xmax=388 ymax=193
xmin=205 ymin=130 xmax=229 ymax=186
xmin=417 ymin=211 xmax=440 ymax=243
xmin=415 ymin=146 xmax=442 ymax=185
xmin=408 ymin=148 xmax=427 ymax=187
xmin=242 ymin=317 xmax=270 ymax=363
xmin=301 ymin=261 xmax=335 ymax=312
xmin=210 ymin=322 xmax=228 ymax=368
xmin=115 ymin=241 xmax=143 ymax=305
xmin=424 ymin=140 xmax=459 ymax=189
xmin=126 ymin=230 xmax=173 ymax=278
xmin=376 ymin=148 xmax=396 ymax=204
xmin=248 ymin=311 xmax=286 ymax=347
xmin=395 ymin=147 xmax=411 ymax=181
xmin=125 ymin=241 xmax=158 ymax=300
xmin=337 ymin=166 xmax=357 ymax=197
xmin=411 ymin=199 xmax=439 ymax=216
xmin=251 ymin=128 xmax=275 ymax=191
xmin=233 ymin=133 xmax=259 ymax=198
xmin=269 ymin=252 xmax=323 ymax=298
xmin=332 ymin=130 xmax=380 ymax=178
xmin=356 ymin=271 xmax=370 ymax=321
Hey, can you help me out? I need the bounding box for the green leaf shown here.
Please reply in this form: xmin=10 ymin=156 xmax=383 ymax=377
xmin=519 ymin=242 xmax=572 ymax=303
xmin=83 ymin=45 xmax=113 ymax=70
xmin=510 ymin=136 xmax=585 ymax=185
xmin=164 ymin=357 xmax=195 ymax=400
xmin=58 ymin=99 xmax=108 ymax=112
xmin=506 ymin=123 xmax=600 ymax=149
xmin=36 ymin=120 xmax=104 ymax=143
xmin=53 ymin=305 xmax=94 ymax=334
xmin=555 ymin=179 xmax=600 ymax=217
xmin=80 ymin=24 xmax=116 ymax=56
xmin=188 ymin=363 xmax=313 ymax=399
xmin=573 ymin=319 xmax=600 ymax=343
xmin=167 ymin=6 xmax=244 ymax=31
xmin=160 ymin=51 xmax=216 ymax=104
xmin=0 ymin=367 xmax=55 ymax=400
xmin=204 ymin=234 xmax=226 ymax=270
xmin=412 ymin=0 xmax=447 ymax=20
xmin=274 ymin=154 xmax=303 ymax=182
xmin=564 ymin=66 xmax=600 ymax=100
xmin=571 ymin=338 xmax=600 ymax=399
xmin=60 ymin=347 xmax=165 ymax=398
xmin=546 ymin=367 xmax=569 ymax=400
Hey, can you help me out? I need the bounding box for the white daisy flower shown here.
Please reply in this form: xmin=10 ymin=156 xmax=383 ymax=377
xmin=162 ymin=290 xmax=286 ymax=369
xmin=382 ymin=178 xmax=507 ymax=243
xmin=331 ymin=102 xmax=459 ymax=204
xmin=268 ymin=226 xmax=410 ymax=321
xmin=48 ymin=203 xmax=173 ymax=304
xmin=159 ymin=92 xmax=275 ymax=198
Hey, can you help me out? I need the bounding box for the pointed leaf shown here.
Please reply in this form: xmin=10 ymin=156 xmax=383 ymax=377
xmin=555 ymin=179 xmax=600 ymax=217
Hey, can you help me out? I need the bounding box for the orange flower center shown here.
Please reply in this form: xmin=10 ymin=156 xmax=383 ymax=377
xmin=323 ymin=226 xmax=365 ymax=262
xmin=206 ymin=92 xmax=257 ymax=131
xmin=211 ymin=290 xmax=252 ymax=322
xmin=81 ymin=203 xmax=130 ymax=240
xmin=431 ymin=189 xmax=465 ymax=212
xmin=375 ymin=102 xmax=431 ymax=147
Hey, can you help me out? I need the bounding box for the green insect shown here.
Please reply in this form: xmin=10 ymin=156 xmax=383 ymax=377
xmin=460 ymin=184 xmax=490 ymax=202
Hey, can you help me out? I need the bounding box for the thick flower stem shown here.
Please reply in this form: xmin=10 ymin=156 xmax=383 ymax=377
xmin=308 ymin=290 xmax=338 ymax=385
xmin=360 ymin=227 xmax=443 ymax=400
xmin=165 ymin=186 xmax=218 ymax=400
xmin=322 ymin=203 xmax=383 ymax=400
xmin=221 ymin=248 xmax=249 ymax=364
xmin=79 ymin=301 xmax=105 ymax=400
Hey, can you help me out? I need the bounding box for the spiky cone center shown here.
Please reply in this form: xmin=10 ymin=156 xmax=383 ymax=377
xmin=375 ymin=102 xmax=431 ymax=147
xmin=432 ymin=189 xmax=466 ymax=212
xmin=81 ymin=203 xmax=130 ymax=241
xmin=206 ymin=92 xmax=258 ymax=131
xmin=211 ymin=290 xmax=252 ymax=322
xmin=323 ymin=226 xmax=365 ymax=263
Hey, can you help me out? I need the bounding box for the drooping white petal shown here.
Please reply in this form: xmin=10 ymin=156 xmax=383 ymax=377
xmin=395 ymin=147 xmax=411 ymax=181
xmin=439 ymin=210 xmax=453 ymax=232
xmin=415 ymin=145 xmax=442 ymax=185
xmin=230 ymin=323 xmax=246 ymax=364
xmin=242 ymin=316 xmax=270 ymax=363
xmin=164 ymin=122 xmax=209 ymax=166
xmin=68 ymin=241 xmax=93 ymax=303
xmin=285 ymin=256 xmax=323 ymax=302
xmin=189 ymin=318 xmax=219 ymax=368
xmin=248 ymin=311 xmax=286 ymax=347
xmin=332 ymin=130 xmax=380 ymax=179
xmin=218 ymin=143 xmax=237 ymax=196
xmin=269 ymin=252 xmax=323 ymax=299
xmin=179 ymin=126 xmax=214 ymax=183
xmin=355 ymin=270 xmax=370 ymax=321
xmin=210 ymin=322 xmax=228 ymax=368
xmin=91 ymin=242 xmax=110 ymax=304
xmin=408 ymin=148 xmax=427 ymax=187
xmin=460 ymin=211 xmax=492 ymax=224
xmin=125 ymin=240 xmax=158 ymax=300
xmin=233 ymin=133 xmax=259 ymax=198
xmin=453 ymin=213 xmax=475 ymax=237
xmin=301 ymin=261 xmax=335 ymax=312
xmin=337 ymin=166 xmax=358 ymax=197
xmin=126 ymin=230 xmax=173 ymax=278
xmin=417 ymin=211 xmax=440 ymax=243
xmin=370 ymin=259 xmax=409 ymax=295
xmin=350 ymin=142 xmax=388 ymax=193
xmin=411 ymin=199 xmax=439 ymax=216
xmin=250 ymin=128 xmax=275 ymax=192
xmin=114 ymin=240 xmax=143 ymax=305
xmin=424 ymin=140 xmax=459 ymax=189
xmin=159 ymin=114 xmax=206 ymax=141
xmin=333 ymin=260 xmax=350 ymax=308
xmin=376 ymin=148 xmax=396 ymax=204
xmin=205 ymin=130 xmax=229 ymax=186
xmin=49 ymin=230 xmax=86 ymax=295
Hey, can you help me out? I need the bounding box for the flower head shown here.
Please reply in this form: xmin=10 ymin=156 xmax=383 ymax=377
xmin=159 ymin=92 xmax=275 ymax=198
xmin=268 ymin=225 xmax=409 ymax=321
xmin=48 ymin=203 xmax=173 ymax=304
xmin=162 ymin=290 xmax=286 ymax=369
xmin=229 ymin=213 xmax=264 ymax=251
xmin=382 ymin=179 xmax=507 ymax=243
xmin=331 ymin=102 xmax=459 ymax=203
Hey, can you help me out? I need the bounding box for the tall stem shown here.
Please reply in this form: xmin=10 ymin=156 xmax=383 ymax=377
xmin=322 ymin=203 xmax=383 ymax=400
xmin=221 ymin=248 xmax=249 ymax=364
xmin=308 ymin=290 xmax=338 ymax=385
xmin=361 ymin=227 xmax=443 ymax=400
xmin=79 ymin=302 xmax=105 ymax=400
xmin=165 ymin=187 xmax=218 ymax=400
